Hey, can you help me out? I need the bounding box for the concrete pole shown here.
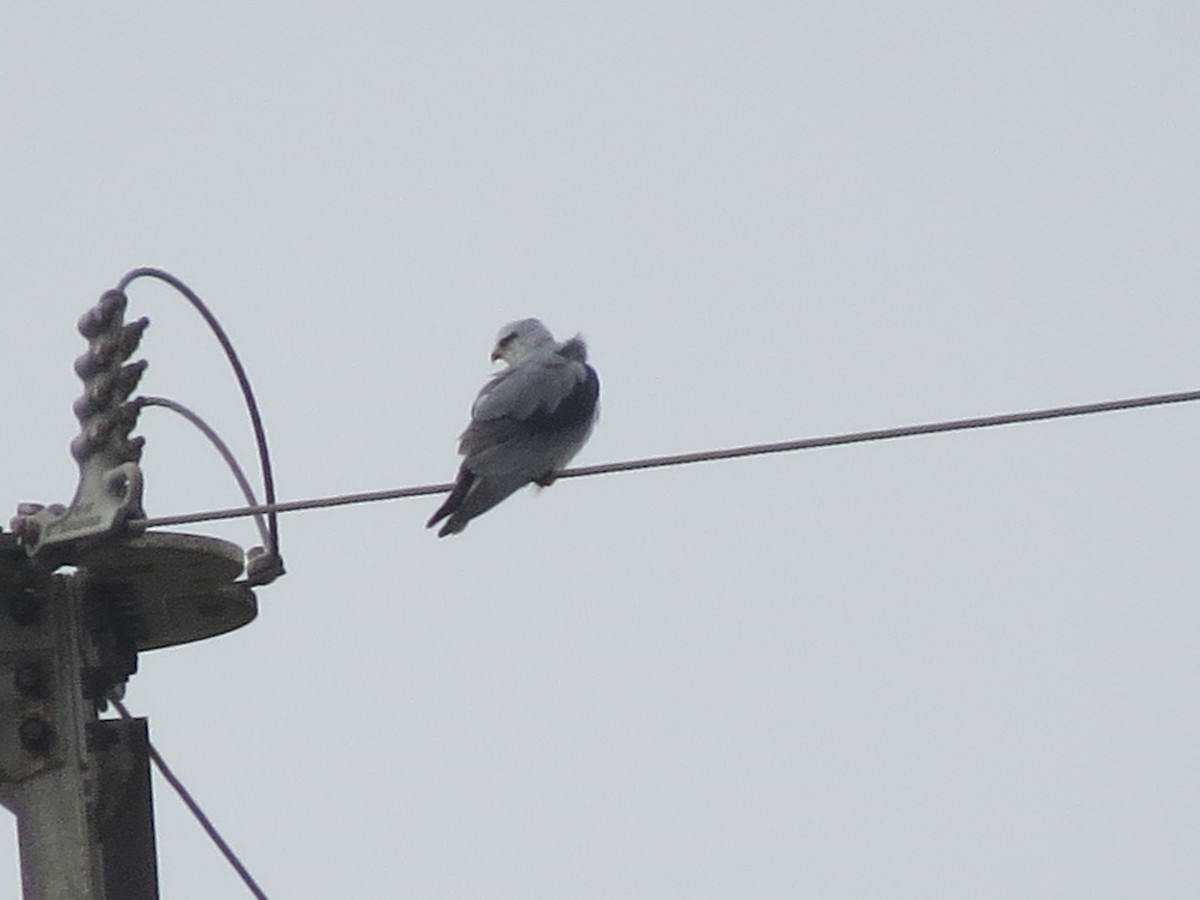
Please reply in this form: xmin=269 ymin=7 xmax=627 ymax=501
xmin=2 ymin=527 xmax=253 ymax=899
xmin=1 ymin=575 xmax=107 ymax=900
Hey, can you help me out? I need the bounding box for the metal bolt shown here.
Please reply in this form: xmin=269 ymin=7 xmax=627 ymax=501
xmin=14 ymin=518 xmax=40 ymax=544
xmin=107 ymin=471 xmax=129 ymax=497
xmin=18 ymin=717 xmax=55 ymax=755
xmin=14 ymin=661 xmax=50 ymax=699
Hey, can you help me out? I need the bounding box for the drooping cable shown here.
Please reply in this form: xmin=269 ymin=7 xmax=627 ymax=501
xmin=135 ymin=386 xmax=1200 ymax=530
xmin=111 ymin=699 xmax=269 ymax=900
xmin=133 ymin=396 xmax=271 ymax=552
xmin=116 ymin=268 xmax=281 ymax=569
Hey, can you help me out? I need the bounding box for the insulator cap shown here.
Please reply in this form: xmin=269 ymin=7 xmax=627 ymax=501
xmin=78 ymin=290 xmax=128 ymax=339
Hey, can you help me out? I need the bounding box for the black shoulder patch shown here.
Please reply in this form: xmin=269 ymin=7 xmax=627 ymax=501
xmin=523 ymin=365 xmax=599 ymax=434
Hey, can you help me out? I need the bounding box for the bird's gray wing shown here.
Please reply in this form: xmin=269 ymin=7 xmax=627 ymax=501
xmin=469 ymin=354 xmax=580 ymax=425
xmin=462 ymin=352 xmax=597 ymax=475
xmin=430 ymin=348 xmax=598 ymax=535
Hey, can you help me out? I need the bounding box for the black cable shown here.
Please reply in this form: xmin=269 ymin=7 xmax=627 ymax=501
xmin=561 ymin=386 xmax=1200 ymax=477
xmin=117 ymin=268 xmax=281 ymax=568
xmin=134 ymin=396 xmax=271 ymax=551
xmin=111 ymin=699 xmax=269 ymax=900
xmin=135 ymin=386 xmax=1200 ymax=530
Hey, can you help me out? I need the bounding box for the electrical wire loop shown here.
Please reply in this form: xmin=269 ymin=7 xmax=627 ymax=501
xmin=117 ymin=268 xmax=284 ymax=580
xmin=133 ymin=396 xmax=281 ymax=585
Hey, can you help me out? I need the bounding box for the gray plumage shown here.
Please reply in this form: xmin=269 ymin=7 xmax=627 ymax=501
xmin=427 ymin=318 xmax=600 ymax=536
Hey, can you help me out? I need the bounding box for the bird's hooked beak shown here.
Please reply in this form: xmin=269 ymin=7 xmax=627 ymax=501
xmin=490 ymin=329 xmax=520 ymax=363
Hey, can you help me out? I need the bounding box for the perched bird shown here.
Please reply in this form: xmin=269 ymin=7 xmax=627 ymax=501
xmin=427 ymin=318 xmax=600 ymax=536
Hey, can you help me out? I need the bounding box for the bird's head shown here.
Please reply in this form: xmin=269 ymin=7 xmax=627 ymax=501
xmin=491 ymin=318 xmax=556 ymax=365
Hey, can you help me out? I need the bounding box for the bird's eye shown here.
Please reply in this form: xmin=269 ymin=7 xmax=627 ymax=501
xmin=499 ymin=333 xmax=517 ymax=347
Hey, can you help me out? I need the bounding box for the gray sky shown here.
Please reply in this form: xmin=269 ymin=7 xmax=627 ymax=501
xmin=3 ymin=3 xmax=1198 ymax=897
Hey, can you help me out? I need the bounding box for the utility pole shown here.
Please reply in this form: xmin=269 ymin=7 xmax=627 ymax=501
xmin=0 ymin=288 xmax=268 ymax=899
xmin=0 ymin=545 xmax=107 ymax=899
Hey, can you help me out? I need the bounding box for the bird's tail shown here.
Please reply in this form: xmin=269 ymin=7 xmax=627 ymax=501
xmin=429 ymin=471 xmax=534 ymax=537
xmin=427 ymin=467 xmax=476 ymax=532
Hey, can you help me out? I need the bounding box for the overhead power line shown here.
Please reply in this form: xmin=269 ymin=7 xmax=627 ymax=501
xmin=133 ymin=387 xmax=1200 ymax=531
xmin=111 ymin=699 xmax=269 ymax=899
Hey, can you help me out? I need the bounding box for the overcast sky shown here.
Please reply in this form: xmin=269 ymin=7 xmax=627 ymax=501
xmin=3 ymin=4 xmax=1198 ymax=898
